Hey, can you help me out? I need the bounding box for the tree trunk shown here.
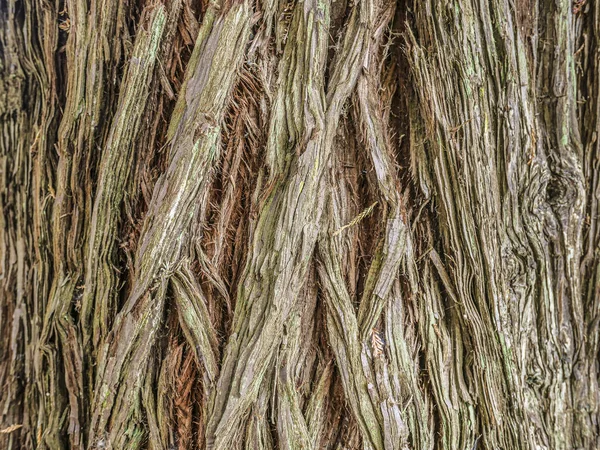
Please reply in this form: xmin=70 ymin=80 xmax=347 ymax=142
xmin=1 ymin=0 xmax=599 ymax=448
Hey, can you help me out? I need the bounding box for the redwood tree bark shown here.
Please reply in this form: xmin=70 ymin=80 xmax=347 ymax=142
xmin=1 ymin=0 xmax=599 ymax=449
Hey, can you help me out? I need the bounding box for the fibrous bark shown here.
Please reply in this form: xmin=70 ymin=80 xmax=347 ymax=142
xmin=1 ymin=0 xmax=599 ymax=449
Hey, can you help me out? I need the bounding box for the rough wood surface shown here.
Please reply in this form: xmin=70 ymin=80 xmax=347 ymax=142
xmin=1 ymin=0 xmax=599 ymax=449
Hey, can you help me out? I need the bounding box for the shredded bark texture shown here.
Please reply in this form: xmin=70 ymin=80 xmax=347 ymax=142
xmin=1 ymin=0 xmax=599 ymax=449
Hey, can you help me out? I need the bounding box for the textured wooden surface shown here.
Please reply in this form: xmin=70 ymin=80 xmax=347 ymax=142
xmin=1 ymin=0 xmax=599 ymax=449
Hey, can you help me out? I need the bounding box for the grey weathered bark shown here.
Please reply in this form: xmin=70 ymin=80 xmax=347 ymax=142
xmin=1 ymin=0 xmax=599 ymax=449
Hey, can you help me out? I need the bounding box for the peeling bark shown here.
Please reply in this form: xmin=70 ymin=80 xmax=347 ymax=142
xmin=1 ymin=0 xmax=599 ymax=449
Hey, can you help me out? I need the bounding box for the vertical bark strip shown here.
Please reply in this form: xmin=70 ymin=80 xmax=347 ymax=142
xmin=82 ymin=4 xmax=168 ymax=356
xmin=577 ymin=2 xmax=600 ymax=446
xmin=1 ymin=0 xmax=600 ymax=449
xmin=88 ymin=2 xmax=252 ymax=447
xmin=205 ymin=0 xmax=331 ymax=445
